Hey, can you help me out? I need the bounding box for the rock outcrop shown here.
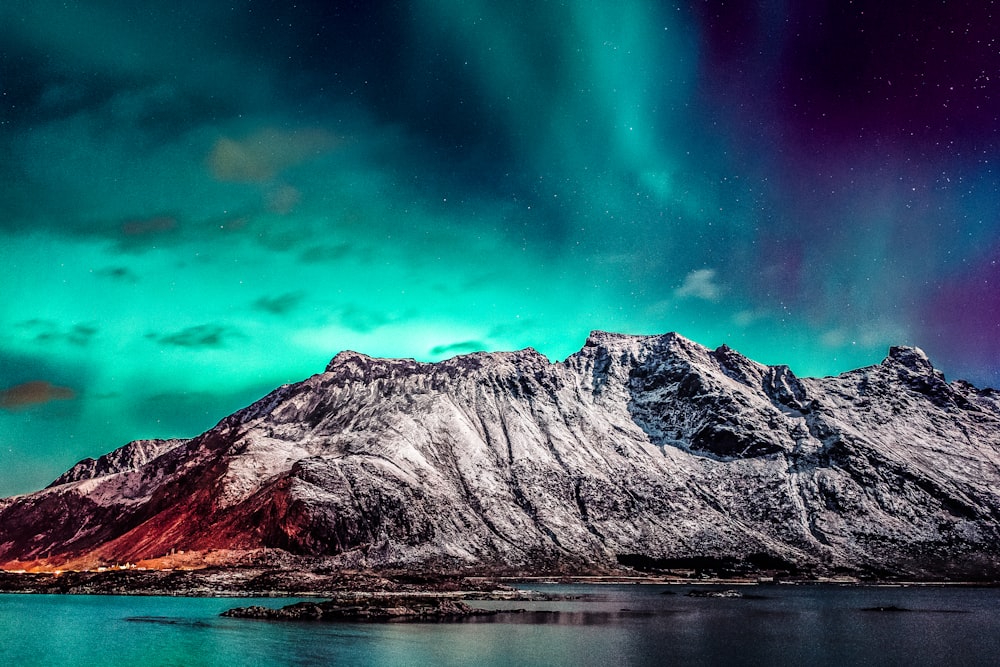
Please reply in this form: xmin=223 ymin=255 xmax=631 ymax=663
xmin=221 ymin=596 xmax=500 ymax=621
xmin=2 ymin=331 xmax=1000 ymax=579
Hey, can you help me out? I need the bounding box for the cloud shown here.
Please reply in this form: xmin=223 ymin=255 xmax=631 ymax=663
xmin=17 ymin=320 xmax=97 ymax=346
xmin=0 ymin=381 xmax=75 ymax=409
xmin=299 ymin=244 xmax=353 ymax=264
xmin=95 ymin=266 xmax=139 ymax=282
xmin=149 ymin=324 xmax=242 ymax=348
xmin=108 ymin=214 xmax=185 ymax=252
xmin=674 ymin=268 xmax=722 ymax=301
xmin=430 ymin=340 xmax=488 ymax=357
xmin=732 ymin=309 xmax=767 ymax=327
xmin=120 ymin=214 xmax=178 ymax=237
xmin=207 ymin=128 xmax=338 ymax=183
xmin=266 ymin=184 xmax=302 ymax=215
xmin=253 ymin=292 xmax=304 ymax=315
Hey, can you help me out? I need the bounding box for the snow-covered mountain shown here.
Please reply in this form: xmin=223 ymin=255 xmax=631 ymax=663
xmin=3 ymin=331 xmax=1000 ymax=578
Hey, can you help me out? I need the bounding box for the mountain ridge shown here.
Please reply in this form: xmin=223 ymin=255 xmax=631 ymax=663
xmin=3 ymin=331 xmax=1000 ymax=579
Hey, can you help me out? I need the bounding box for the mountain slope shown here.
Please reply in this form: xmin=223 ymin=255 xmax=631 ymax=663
xmin=3 ymin=331 xmax=1000 ymax=578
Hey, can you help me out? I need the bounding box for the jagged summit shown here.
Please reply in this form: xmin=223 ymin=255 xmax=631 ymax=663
xmin=584 ymin=329 xmax=653 ymax=345
xmin=583 ymin=329 xmax=705 ymax=355
xmin=884 ymin=345 xmax=936 ymax=373
xmin=711 ymin=343 xmax=771 ymax=388
xmin=323 ymin=347 xmax=553 ymax=388
xmin=2 ymin=331 xmax=999 ymax=579
xmin=329 ymin=334 xmax=948 ymax=390
xmin=326 ymin=349 xmax=375 ymax=366
xmin=324 ymin=349 xmax=424 ymax=378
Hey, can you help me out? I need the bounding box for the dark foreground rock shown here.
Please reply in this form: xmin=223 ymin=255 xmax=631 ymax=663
xmin=222 ymin=596 xmax=508 ymax=621
xmin=0 ymin=567 xmax=522 ymax=597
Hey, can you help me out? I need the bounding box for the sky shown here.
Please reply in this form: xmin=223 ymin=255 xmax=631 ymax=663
xmin=1 ymin=1 xmax=998 ymax=496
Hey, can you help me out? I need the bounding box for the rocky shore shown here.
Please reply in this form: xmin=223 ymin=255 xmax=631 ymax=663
xmin=0 ymin=567 xmax=526 ymax=598
xmin=1 ymin=564 xmax=992 ymax=598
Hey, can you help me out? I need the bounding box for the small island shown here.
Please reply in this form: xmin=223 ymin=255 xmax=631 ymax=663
xmin=222 ymin=595 xmax=513 ymax=621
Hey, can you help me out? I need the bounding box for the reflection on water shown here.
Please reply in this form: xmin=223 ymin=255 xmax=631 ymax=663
xmin=2 ymin=585 xmax=1000 ymax=666
xmin=463 ymin=608 xmax=681 ymax=625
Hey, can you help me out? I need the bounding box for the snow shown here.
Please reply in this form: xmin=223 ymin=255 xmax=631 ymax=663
xmin=4 ymin=331 xmax=1000 ymax=576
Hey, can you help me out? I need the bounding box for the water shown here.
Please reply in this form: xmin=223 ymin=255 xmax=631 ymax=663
xmin=2 ymin=585 xmax=1000 ymax=666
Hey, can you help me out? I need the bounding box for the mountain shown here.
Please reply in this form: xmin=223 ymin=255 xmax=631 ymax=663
xmin=3 ymin=331 xmax=1000 ymax=579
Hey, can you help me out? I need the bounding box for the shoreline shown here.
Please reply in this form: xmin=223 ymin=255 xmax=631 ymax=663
xmin=1 ymin=567 xmax=997 ymax=598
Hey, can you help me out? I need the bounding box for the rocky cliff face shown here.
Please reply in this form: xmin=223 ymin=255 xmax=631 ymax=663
xmin=46 ymin=439 xmax=188 ymax=488
xmin=3 ymin=331 xmax=1000 ymax=578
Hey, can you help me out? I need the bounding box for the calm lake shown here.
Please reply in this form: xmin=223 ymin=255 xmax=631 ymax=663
xmin=2 ymin=584 xmax=1000 ymax=666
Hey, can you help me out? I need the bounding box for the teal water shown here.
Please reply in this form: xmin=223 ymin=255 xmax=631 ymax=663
xmin=2 ymin=585 xmax=1000 ymax=666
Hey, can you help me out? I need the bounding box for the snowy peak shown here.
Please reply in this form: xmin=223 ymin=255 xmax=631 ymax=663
xmin=884 ymin=345 xmax=936 ymax=375
xmin=324 ymin=350 xmax=425 ymax=380
xmin=47 ymin=438 xmax=188 ymax=488
xmin=711 ymin=343 xmax=770 ymax=388
xmin=325 ymin=347 xmax=551 ymax=383
xmin=571 ymin=331 xmax=716 ymax=393
xmin=439 ymin=347 xmax=550 ymax=374
xmin=583 ymin=329 xmax=646 ymax=347
xmin=874 ymin=345 xmax=957 ymax=407
xmin=3 ymin=330 xmax=1000 ymax=579
xmin=582 ymin=330 xmax=707 ymax=357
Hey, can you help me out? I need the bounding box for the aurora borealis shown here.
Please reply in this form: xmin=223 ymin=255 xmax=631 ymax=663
xmin=1 ymin=1 xmax=998 ymax=495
